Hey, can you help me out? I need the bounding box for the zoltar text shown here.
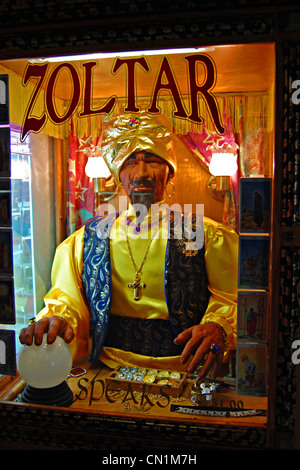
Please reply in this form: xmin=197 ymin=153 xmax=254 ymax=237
xmin=21 ymin=54 xmax=225 ymax=141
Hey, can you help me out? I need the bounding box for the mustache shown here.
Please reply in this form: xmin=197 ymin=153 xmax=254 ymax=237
xmin=129 ymin=175 xmax=156 ymax=188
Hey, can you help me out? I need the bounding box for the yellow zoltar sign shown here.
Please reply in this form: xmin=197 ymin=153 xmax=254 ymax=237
xmin=21 ymin=53 xmax=225 ymax=141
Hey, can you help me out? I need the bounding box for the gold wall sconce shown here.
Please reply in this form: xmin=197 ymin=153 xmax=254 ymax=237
xmin=207 ymin=149 xmax=238 ymax=201
xmin=85 ymin=155 xmax=116 ymax=210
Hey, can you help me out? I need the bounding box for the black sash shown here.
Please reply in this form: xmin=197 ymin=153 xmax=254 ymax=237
xmin=104 ymin=314 xmax=184 ymax=357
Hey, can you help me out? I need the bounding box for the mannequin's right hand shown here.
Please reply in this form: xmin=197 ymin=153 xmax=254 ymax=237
xmin=19 ymin=316 xmax=75 ymax=346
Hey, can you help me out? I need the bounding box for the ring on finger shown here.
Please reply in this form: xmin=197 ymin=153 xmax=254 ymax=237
xmin=210 ymin=343 xmax=221 ymax=354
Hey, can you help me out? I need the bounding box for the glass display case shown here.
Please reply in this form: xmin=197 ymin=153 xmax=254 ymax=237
xmin=10 ymin=128 xmax=36 ymax=346
xmin=0 ymin=127 xmax=36 ymax=384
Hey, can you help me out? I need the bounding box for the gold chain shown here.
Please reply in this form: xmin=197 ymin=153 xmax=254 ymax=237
xmin=126 ymin=223 xmax=159 ymax=278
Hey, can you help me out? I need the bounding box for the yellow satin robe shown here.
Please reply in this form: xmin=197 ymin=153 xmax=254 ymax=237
xmin=36 ymin=208 xmax=238 ymax=371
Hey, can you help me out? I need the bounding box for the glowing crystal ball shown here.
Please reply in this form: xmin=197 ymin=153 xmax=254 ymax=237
xmin=18 ymin=334 xmax=73 ymax=389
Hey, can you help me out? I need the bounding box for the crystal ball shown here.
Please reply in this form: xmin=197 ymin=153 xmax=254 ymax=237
xmin=18 ymin=334 xmax=73 ymax=389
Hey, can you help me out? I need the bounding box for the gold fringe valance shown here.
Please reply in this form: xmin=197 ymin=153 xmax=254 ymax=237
xmin=70 ymin=90 xmax=274 ymax=138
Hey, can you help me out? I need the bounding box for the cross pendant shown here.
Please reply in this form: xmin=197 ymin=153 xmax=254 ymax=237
xmin=128 ymin=276 xmax=146 ymax=301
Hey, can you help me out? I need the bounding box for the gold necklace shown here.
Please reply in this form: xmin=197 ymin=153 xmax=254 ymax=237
xmin=126 ymin=222 xmax=159 ymax=301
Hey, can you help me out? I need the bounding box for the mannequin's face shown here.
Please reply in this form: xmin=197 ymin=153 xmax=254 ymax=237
xmin=119 ymin=151 xmax=170 ymax=208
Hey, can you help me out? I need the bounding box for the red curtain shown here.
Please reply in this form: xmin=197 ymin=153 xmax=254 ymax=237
xmin=178 ymin=112 xmax=239 ymax=230
xmin=67 ymin=131 xmax=97 ymax=235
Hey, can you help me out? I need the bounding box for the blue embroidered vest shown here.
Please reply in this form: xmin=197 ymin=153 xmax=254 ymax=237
xmin=82 ymin=212 xmax=209 ymax=362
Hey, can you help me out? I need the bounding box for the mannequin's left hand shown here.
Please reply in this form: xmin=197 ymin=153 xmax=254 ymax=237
xmin=174 ymin=322 xmax=225 ymax=378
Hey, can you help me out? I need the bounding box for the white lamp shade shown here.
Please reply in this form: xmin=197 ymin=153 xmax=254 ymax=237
xmin=209 ymin=152 xmax=238 ymax=177
xmin=85 ymin=156 xmax=111 ymax=178
xmin=17 ymin=334 xmax=73 ymax=389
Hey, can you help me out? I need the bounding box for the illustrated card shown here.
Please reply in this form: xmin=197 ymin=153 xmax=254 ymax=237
xmin=237 ymin=291 xmax=269 ymax=343
xmin=236 ymin=344 xmax=268 ymax=397
xmin=239 ymin=177 xmax=272 ymax=233
xmin=238 ymin=235 xmax=270 ymax=290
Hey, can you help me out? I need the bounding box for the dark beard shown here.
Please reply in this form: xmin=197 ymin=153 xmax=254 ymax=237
xmin=129 ymin=190 xmax=156 ymax=220
xmin=128 ymin=175 xmax=156 ymax=218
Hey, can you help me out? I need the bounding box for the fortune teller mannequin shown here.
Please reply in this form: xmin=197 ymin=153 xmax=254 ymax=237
xmin=20 ymin=112 xmax=238 ymax=379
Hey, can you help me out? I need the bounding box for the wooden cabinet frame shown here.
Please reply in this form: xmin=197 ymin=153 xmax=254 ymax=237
xmin=0 ymin=2 xmax=299 ymax=451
